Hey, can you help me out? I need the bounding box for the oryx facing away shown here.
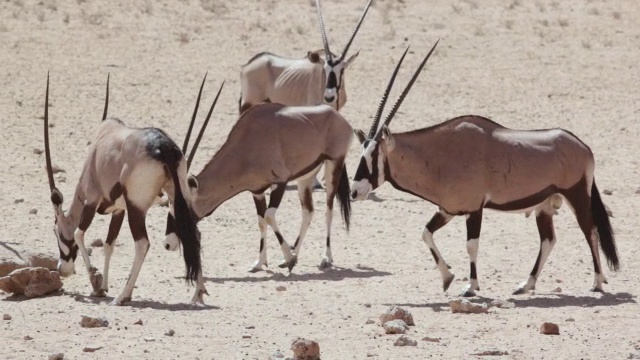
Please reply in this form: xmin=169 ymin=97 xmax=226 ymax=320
xmin=169 ymin=82 xmax=353 ymax=272
xmin=238 ymin=0 xmax=372 ymax=114
xmin=43 ymin=74 xmax=202 ymax=305
xmin=350 ymin=41 xmax=619 ymax=296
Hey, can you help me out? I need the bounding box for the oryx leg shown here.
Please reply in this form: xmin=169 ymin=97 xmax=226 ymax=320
xmin=190 ymin=272 xmax=209 ymax=306
xmin=565 ymin=188 xmax=607 ymax=292
xmin=422 ymin=209 xmax=455 ymax=291
xmin=318 ymin=159 xmax=344 ymax=269
xmin=75 ymin=204 xmax=100 ymax=293
xmin=94 ymin=210 xmax=125 ymax=297
xmin=249 ymin=193 xmax=269 ymax=272
xmin=460 ymin=210 xmax=483 ymax=297
xmin=265 ymin=184 xmax=295 ymax=271
xmin=110 ymin=199 xmax=150 ymax=306
xmin=513 ymin=207 xmax=557 ymax=295
xmin=289 ymin=166 xmax=322 ymax=261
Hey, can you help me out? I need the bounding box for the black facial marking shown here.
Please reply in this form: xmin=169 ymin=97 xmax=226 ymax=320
xmin=56 ymin=230 xmax=78 ymax=262
xmin=354 ymin=144 xmax=379 ymax=187
xmin=326 ymin=71 xmax=337 ymax=89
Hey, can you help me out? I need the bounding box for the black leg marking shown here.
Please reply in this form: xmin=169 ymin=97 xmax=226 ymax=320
xmin=466 ymin=211 xmax=482 ymax=241
xmin=106 ymin=211 xmax=125 ymax=246
xmin=253 ymin=194 xmax=267 ymax=217
xmin=470 ymin=262 xmax=477 ymax=280
xmin=429 ymin=248 xmax=440 ymax=265
xmin=268 ymin=184 xmax=286 ymax=209
xmin=259 ymin=237 xmax=265 ymax=253
xmin=426 ymin=211 xmax=450 ymax=233
xmin=275 ymin=231 xmax=285 ymax=245
xmin=125 ymin=202 xmax=148 ymax=242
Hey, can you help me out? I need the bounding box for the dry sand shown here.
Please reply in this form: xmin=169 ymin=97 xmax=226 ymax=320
xmin=1 ymin=0 xmax=639 ymax=358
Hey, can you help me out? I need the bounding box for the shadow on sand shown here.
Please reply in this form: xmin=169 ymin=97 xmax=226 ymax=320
xmin=387 ymin=292 xmax=636 ymax=312
xmin=68 ymin=291 xmax=220 ymax=311
xmin=203 ymin=265 xmax=392 ymax=284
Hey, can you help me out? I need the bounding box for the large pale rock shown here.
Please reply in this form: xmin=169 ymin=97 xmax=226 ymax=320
xmin=379 ymin=306 xmax=415 ymax=326
xmin=28 ymin=253 xmax=57 ymax=270
xmin=449 ymin=299 xmax=489 ymax=314
xmin=394 ymin=335 xmax=417 ymax=347
xmin=0 ymin=258 xmax=28 ymax=277
xmin=383 ymin=319 xmax=409 ymax=334
xmin=0 ymin=267 xmax=62 ymax=297
xmin=291 ymin=337 xmax=320 ymax=360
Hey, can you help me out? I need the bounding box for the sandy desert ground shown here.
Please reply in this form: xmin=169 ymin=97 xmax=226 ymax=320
xmin=1 ymin=0 xmax=639 ymax=358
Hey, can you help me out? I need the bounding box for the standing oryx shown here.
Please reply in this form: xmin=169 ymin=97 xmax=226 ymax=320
xmin=238 ymin=0 xmax=372 ymax=114
xmin=168 ymin=82 xmax=353 ymax=273
xmin=350 ymin=41 xmax=619 ymax=296
xmin=43 ymin=73 xmax=202 ymax=306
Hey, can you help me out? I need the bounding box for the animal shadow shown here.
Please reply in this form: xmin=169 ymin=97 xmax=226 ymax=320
xmin=68 ymin=291 xmax=220 ymax=311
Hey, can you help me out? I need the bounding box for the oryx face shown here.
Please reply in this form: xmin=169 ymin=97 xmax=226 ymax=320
xmin=323 ymin=59 xmax=344 ymax=105
xmin=351 ymin=138 xmax=387 ymax=201
xmin=50 ymin=192 xmax=79 ymax=277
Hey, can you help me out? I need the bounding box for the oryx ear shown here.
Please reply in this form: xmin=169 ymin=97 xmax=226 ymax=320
xmin=187 ymin=175 xmax=199 ymax=193
xmin=354 ymin=129 xmax=367 ymax=144
xmin=307 ymin=51 xmax=321 ymax=63
xmin=344 ymin=51 xmax=360 ymax=68
xmin=381 ymin=125 xmax=395 ymax=150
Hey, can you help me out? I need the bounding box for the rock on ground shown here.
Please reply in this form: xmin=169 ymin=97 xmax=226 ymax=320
xmin=48 ymin=353 xmax=64 ymax=360
xmin=3 ymin=313 xmax=12 ymax=320
xmin=91 ymin=239 xmax=104 ymax=247
xmin=79 ymin=315 xmax=109 ymax=328
xmin=540 ymin=322 xmax=560 ymax=335
xmin=394 ymin=335 xmax=418 ymax=347
xmin=0 ymin=267 xmax=63 ymax=298
xmin=291 ymin=337 xmax=320 ymax=360
xmin=489 ymin=299 xmax=515 ymax=309
xmin=28 ymin=253 xmax=57 ymax=270
xmin=0 ymin=258 xmax=28 ymax=277
xmin=383 ymin=319 xmax=409 ymax=334
xmin=449 ymin=299 xmax=489 ymax=314
xmin=379 ymin=306 xmax=415 ymax=326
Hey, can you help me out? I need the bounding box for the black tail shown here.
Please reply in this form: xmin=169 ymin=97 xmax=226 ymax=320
xmin=167 ymin=162 xmax=202 ymax=283
xmin=591 ymin=180 xmax=619 ymax=271
xmin=336 ymin=164 xmax=351 ymax=232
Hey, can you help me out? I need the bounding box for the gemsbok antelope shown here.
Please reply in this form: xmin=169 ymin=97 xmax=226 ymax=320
xmin=167 ymin=82 xmax=353 ymax=273
xmin=350 ymin=41 xmax=619 ymax=296
xmin=43 ymin=73 xmax=202 ymax=305
xmin=238 ymin=0 xmax=372 ymax=114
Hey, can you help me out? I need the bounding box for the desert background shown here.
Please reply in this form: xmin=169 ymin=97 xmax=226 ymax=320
xmin=1 ymin=0 xmax=639 ymax=358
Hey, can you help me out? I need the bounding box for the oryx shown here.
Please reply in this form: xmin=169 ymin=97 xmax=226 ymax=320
xmin=350 ymin=41 xmax=619 ymax=296
xmin=43 ymin=73 xmax=202 ymax=305
xmin=167 ymin=83 xmax=353 ymax=273
xmin=238 ymin=0 xmax=372 ymax=114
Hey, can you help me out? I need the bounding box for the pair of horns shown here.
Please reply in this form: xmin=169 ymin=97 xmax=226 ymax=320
xmin=315 ymin=0 xmax=372 ymax=64
xmin=182 ymin=73 xmax=225 ymax=169
xmin=367 ymin=39 xmax=440 ymax=140
xmin=44 ymin=72 xmax=111 ymax=193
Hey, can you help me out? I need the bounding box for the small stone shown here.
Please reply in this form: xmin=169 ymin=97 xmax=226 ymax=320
xmin=635 ymin=187 xmax=640 ymax=195
xmin=540 ymin=322 xmax=560 ymax=335
xmin=489 ymin=299 xmax=515 ymax=309
xmin=133 ymin=319 xmax=143 ymax=325
xmin=379 ymin=306 xmax=415 ymax=326
xmin=51 ymin=165 xmax=65 ymax=174
xmin=291 ymin=337 xmax=320 ymax=360
xmin=566 ymin=318 xmax=575 ymax=322
xmin=79 ymin=315 xmax=109 ymax=328
xmin=143 ymin=337 xmax=155 ymax=342
xmin=383 ymin=319 xmax=408 ymax=334
xmin=365 ymin=319 xmax=375 ymax=325
xmin=245 ymin=325 xmax=255 ymax=329
xmin=86 ymin=248 xmax=92 ymax=256
xmin=364 ymin=303 xmax=371 ymax=308
xmin=556 ymin=279 xmax=563 ymax=283
xmin=449 ymin=299 xmax=489 ymax=314
xmin=91 ymin=239 xmax=104 ymax=247
xmin=28 ymin=253 xmax=57 ymax=270
xmin=14 ymin=198 xmax=24 ymax=203
xmin=164 ymin=329 xmax=175 ymax=337
xmin=552 ymin=287 xmax=562 ymax=293
xmin=276 ymin=285 xmax=287 ymax=292
xmin=603 ymin=189 xmax=613 ymax=195
xmin=82 ymin=345 xmax=103 ymax=352
xmin=3 ymin=314 xmax=11 ymax=320
xmin=23 ymin=335 xmax=33 ymax=340
xmin=471 ymin=350 xmax=509 ymax=356
xmin=33 ymin=148 xmax=44 ymax=155
xmin=242 ymin=335 xmax=252 ymax=339
xmin=270 ymin=350 xmax=285 ymax=359
xmin=48 ymin=353 xmax=64 ymax=360
xmin=29 ymin=208 xmax=38 ymax=215
xmin=422 ymin=336 xmax=440 ymax=343
xmin=393 ymin=335 xmax=417 ymax=347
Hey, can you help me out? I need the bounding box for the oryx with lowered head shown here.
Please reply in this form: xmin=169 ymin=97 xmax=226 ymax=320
xmin=169 ymin=83 xmax=353 ymax=273
xmin=350 ymin=41 xmax=619 ymax=296
xmin=238 ymin=0 xmax=372 ymax=114
xmin=43 ymin=74 xmax=202 ymax=306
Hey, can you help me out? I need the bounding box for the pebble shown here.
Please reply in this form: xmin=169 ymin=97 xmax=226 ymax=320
xmin=91 ymin=239 xmax=104 ymax=247
xmin=365 ymin=319 xmax=375 ymax=325
xmin=540 ymin=322 xmax=560 ymax=335
xmin=422 ymin=336 xmax=440 ymax=343
xmin=275 ymin=285 xmax=287 ymax=292
xmin=552 ymin=287 xmax=562 ymax=293
xmin=23 ymin=335 xmax=33 ymax=340
xmin=291 ymin=337 xmax=320 ymax=360
xmin=33 ymin=148 xmax=44 ymax=155
xmin=82 ymin=345 xmax=103 ymax=352
xmin=48 ymin=353 xmax=64 ymax=360
xmin=603 ymin=189 xmax=613 ymax=195
xmin=449 ymin=299 xmax=489 ymax=314
xmin=383 ymin=319 xmax=409 ymax=334
xmin=79 ymin=315 xmax=109 ymax=328
xmin=29 ymin=208 xmax=38 ymax=215
xmin=394 ymin=335 xmax=417 ymax=347
xmin=242 ymin=335 xmax=252 ymax=339
xmin=14 ymin=198 xmax=24 ymax=203
xmin=164 ymin=329 xmax=175 ymax=337
xmin=3 ymin=314 xmax=11 ymax=320
xmin=379 ymin=305 xmax=415 ymax=326
xmin=144 ymin=337 xmax=155 ymax=342
xmin=133 ymin=319 xmax=143 ymax=325
xmin=636 ymin=187 xmax=640 ymax=195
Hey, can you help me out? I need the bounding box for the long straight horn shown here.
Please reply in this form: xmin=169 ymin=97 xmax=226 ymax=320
xmin=339 ymin=0 xmax=372 ymax=62
xmin=182 ymin=72 xmax=208 ymax=155
xmin=102 ymin=73 xmax=109 ymax=121
xmin=368 ymin=46 xmax=410 ymax=139
xmin=315 ymin=0 xmax=333 ymax=62
xmin=187 ymin=81 xmax=225 ymax=169
xmin=381 ymin=39 xmax=439 ymax=130
xmin=44 ymin=72 xmax=56 ymax=192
